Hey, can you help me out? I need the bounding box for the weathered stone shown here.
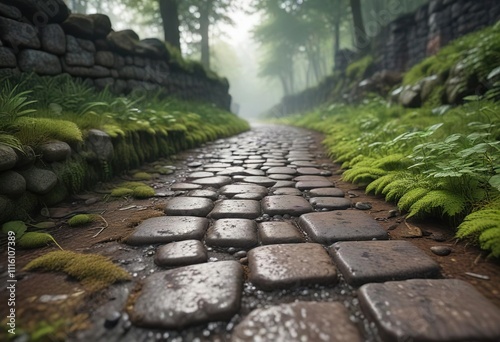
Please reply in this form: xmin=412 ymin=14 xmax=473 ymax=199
xmin=187 ymin=171 xmax=214 ymax=179
xmin=294 ymin=175 xmax=327 ymax=182
xmin=205 ymin=219 xmax=258 ymax=249
xmin=0 ymin=171 xmax=26 ymax=198
xmin=296 ymin=167 xmax=323 ymax=175
xmin=258 ymin=221 xmax=303 ymax=245
xmin=268 ymin=174 xmax=294 ymax=180
xmin=233 ymin=193 xmax=266 ymax=200
xmin=232 ymin=302 xmax=362 ymax=342
xmin=310 ymin=197 xmax=352 ymax=210
xmin=65 ymin=51 xmax=94 ymax=67
xmin=187 ymin=189 xmax=218 ymax=201
xmin=298 ymin=211 xmax=388 ymax=245
xmin=61 ymin=14 xmax=94 ymax=39
xmin=261 ymin=195 xmax=313 ymax=216
xmin=0 ymin=195 xmax=14 ymax=222
xmin=141 ymin=38 xmax=170 ymax=59
xmin=39 ymin=141 xmax=71 ymax=162
xmin=420 ymin=74 xmax=442 ymax=101
xmin=359 ymin=279 xmax=500 ymax=342
xmin=85 ymin=129 xmax=114 ymax=161
xmin=40 ymin=24 xmax=66 ymax=55
xmin=296 ymin=180 xmax=334 ymax=190
xmin=242 ymin=176 xmax=276 ymax=187
xmin=266 ymin=167 xmax=297 ymax=175
xmin=220 ymin=184 xmax=268 ymax=198
xmin=130 ymin=261 xmax=243 ymax=329
xmin=0 ymin=47 xmax=16 ymax=67
xmin=330 ymin=240 xmax=441 ymax=286
xmin=241 ymin=169 xmax=266 ymax=176
xmin=272 ymin=181 xmax=296 ymax=188
xmin=88 ymin=14 xmax=112 ymax=38
xmin=290 ymin=160 xmax=318 ymax=167
xmin=165 ymin=197 xmax=214 ymax=217
xmin=18 ymin=49 xmax=61 ymax=75
xmin=248 ymin=243 xmax=337 ymax=290
xmin=94 ymin=51 xmax=114 ymax=68
xmin=209 ymin=200 xmax=261 ymax=219
xmin=94 ymin=77 xmax=114 ymax=90
xmin=154 ymin=240 xmax=207 ymax=267
xmin=0 ymin=145 xmax=17 ymax=172
xmin=7 ymin=0 xmax=70 ymax=23
xmin=61 ymin=60 xmax=109 ymax=78
xmin=430 ymin=245 xmax=452 ymax=256
xmin=191 ymin=176 xmax=232 ymax=188
xmin=309 ymin=188 xmax=345 ymax=197
xmin=18 ymin=167 xmax=57 ymax=195
xmin=272 ymin=187 xmax=302 ymax=196
xmin=170 ymin=183 xmax=202 ymax=191
xmin=0 ymin=3 xmax=21 ymax=20
xmin=125 ymin=216 xmax=209 ymax=245
xmin=399 ymin=85 xmax=422 ymax=108
xmin=14 ymin=146 xmax=35 ymax=168
xmin=107 ymin=30 xmax=139 ymax=53
xmin=0 ymin=17 xmax=40 ymax=50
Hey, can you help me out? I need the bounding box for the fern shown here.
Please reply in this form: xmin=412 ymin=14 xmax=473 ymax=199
xmin=408 ymin=190 xmax=466 ymax=218
xmin=479 ymin=228 xmax=500 ymax=258
xmin=456 ymin=209 xmax=500 ymax=238
xmin=343 ymin=167 xmax=387 ymax=183
xmin=382 ymin=178 xmax=416 ymax=202
xmin=374 ymin=154 xmax=412 ymax=170
xmin=398 ymin=187 xmax=429 ymax=211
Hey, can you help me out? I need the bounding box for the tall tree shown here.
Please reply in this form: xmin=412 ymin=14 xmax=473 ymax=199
xmin=159 ymin=0 xmax=181 ymax=50
xmin=349 ymin=0 xmax=366 ymax=49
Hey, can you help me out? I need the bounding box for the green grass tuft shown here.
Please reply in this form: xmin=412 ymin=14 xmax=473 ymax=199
xmin=132 ymin=185 xmax=155 ymax=199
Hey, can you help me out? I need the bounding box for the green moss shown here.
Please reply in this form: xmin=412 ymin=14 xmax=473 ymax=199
xmin=67 ymin=214 xmax=94 ymax=227
xmin=346 ymin=55 xmax=374 ymax=80
xmin=23 ymin=250 xmax=131 ymax=291
xmin=423 ymin=84 xmax=446 ymax=108
xmin=110 ymin=187 xmax=134 ymax=197
xmin=40 ymin=180 xmax=69 ymax=206
xmin=132 ymin=185 xmax=155 ymax=199
xmin=120 ymin=181 xmax=146 ymax=189
xmin=18 ymin=232 xmax=61 ymax=249
xmin=132 ymin=172 xmax=152 ymax=181
xmin=15 ymin=117 xmax=83 ymax=146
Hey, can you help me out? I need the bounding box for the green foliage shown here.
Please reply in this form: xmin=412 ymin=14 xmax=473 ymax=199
xmin=23 ymin=250 xmax=130 ymax=290
xmin=2 ymin=221 xmax=27 ymax=236
xmin=67 ymin=214 xmax=94 ymax=227
xmin=397 ymin=187 xmax=430 ymax=212
xmin=15 ymin=117 xmax=83 ymax=146
xmin=342 ymin=167 xmax=387 ymax=184
xmin=132 ymin=185 xmax=156 ymax=198
xmin=132 ymin=172 xmax=152 ymax=181
xmin=17 ymin=232 xmax=62 ymax=249
xmin=346 ymin=55 xmax=373 ymax=80
xmin=0 ymin=81 xmax=37 ymax=131
xmin=110 ymin=187 xmax=134 ymax=197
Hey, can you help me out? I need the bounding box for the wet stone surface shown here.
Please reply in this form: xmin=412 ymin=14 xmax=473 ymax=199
xmin=220 ymin=184 xmax=268 ymax=198
xmin=272 ymin=187 xmax=302 ymax=196
xmin=154 ymin=240 xmax=207 ymax=267
xmin=359 ymin=279 xmax=500 ymax=342
xmin=296 ymin=180 xmax=334 ymax=190
xmin=130 ymin=261 xmax=243 ymax=329
xmin=298 ymin=211 xmax=389 ymax=245
xmin=248 ymin=243 xmax=337 ymax=290
xmin=164 ymin=197 xmax=214 ymax=216
xmin=330 ymin=240 xmax=441 ymax=286
xmin=232 ymin=301 xmax=362 ymax=342
xmin=309 ymin=187 xmax=345 ymax=197
xmin=125 ymin=216 xmax=209 ymax=245
xmin=310 ymin=197 xmax=352 ymax=210
xmin=205 ymin=218 xmax=258 ymax=249
xmin=261 ymin=195 xmax=313 ymax=216
xmin=258 ymin=221 xmax=304 ymax=244
xmin=209 ymin=199 xmax=261 ymax=219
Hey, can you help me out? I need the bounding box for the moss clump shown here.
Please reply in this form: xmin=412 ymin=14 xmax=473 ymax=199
xmin=132 ymin=172 xmax=152 ymax=181
xmin=67 ymin=214 xmax=94 ymax=227
xmin=110 ymin=187 xmax=134 ymax=197
xmin=120 ymin=181 xmax=146 ymax=189
xmin=15 ymin=117 xmax=83 ymax=146
xmin=23 ymin=250 xmax=130 ymax=291
xmin=18 ymin=232 xmax=61 ymax=249
xmin=346 ymin=55 xmax=374 ymax=80
xmin=132 ymin=185 xmax=155 ymax=199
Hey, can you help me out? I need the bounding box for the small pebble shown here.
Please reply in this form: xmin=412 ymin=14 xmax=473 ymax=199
xmin=431 ymin=233 xmax=447 ymax=242
xmin=355 ymin=202 xmax=372 ymax=210
xmin=239 ymin=257 xmax=248 ymax=265
xmin=430 ymin=246 xmax=452 ymax=256
xmin=387 ymin=223 xmax=399 ymax=231
xmin=85 ymin=198 xmax=99 ymax=205
xmin=388 ymin=209 xmax=399 ymax=218
xmin=234 ymin=251 xmax=247 ymax=259
xmin=104 ymin=311 xmax=121 ymax=329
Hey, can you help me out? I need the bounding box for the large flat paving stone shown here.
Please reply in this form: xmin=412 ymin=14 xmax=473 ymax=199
xmin=187 ymin=189 xmax=218 ymax=201
xmin=209 ymin=200 xmax=261 ymax=219
xmin=187 ymin=171 xmax=214 ymax=179
xmin=298 ymin=211 xmax=388 ymax=245
xmin=266 ymin=167 xmax=297 ymax=175
xmin=258 ymin=221 xmax=303 ymax=244
xmin=296 ymin=180 xmax=334 ymax=190
xmin=272 ymin=187 xmax=302 ymax=196
xmin=294 ymin=175 xmax=328 ymax=181
xmin=232 ymin=301 xmax=362 ymax=342
xmin=191 ymin=176 xmax=232 ymax=188
xmin=170 ymin=183 xmax=203 ymax=191
xmin=296 ymin=167 xmax=323 ymax=175
xmin=310 ymin=197 xmax=352 ymax=210
xmin=309 ymin=188 xmax=345 ymax=197
xmin=165 ymin=197 xmax=214 ymax=216
xmin=220 ymin=184 xmax=268 ymax=198
xmin=359 ymin=279 xmax=500 ymax=342
xmin=205 ymin=219 xmax=258 ymax=249
xmin=330 ymin=240 xmax=441 ymax=286
xmin=125 ymin=216 xmax=209 ymax=245
xmin=130 ymin=261 xmax=243 ymax=329
xmin=248 ymin=243 xmax=337 ymax=290
xmin=261 ymin=195 xmax=313 ymax=216
xmin=242 ymin=176 xmax=276 ymax=187
xmin=154 ymin=240 xmax=207 ymax=267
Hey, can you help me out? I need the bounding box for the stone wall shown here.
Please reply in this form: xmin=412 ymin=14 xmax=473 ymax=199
xmin=0 ymin=0 xmax=231 ymax=109
xmin=372 ymin=0 xmax=500 ymax=72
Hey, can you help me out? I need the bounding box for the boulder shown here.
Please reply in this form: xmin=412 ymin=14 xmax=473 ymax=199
xmin=420 ymin=75 xmax=443 ymax=101
xmin=141 ymin=38 xmax=170 ymax=59
xmin=18 ymin=49 xmax=62 ymax=75
xmin=61 ymin=14 xmax=94 ymax=39
xmin=0 ymin=17 xmax=40 ymax=50
xmin=15 ymin=146 xmax=36 ymax=168
xmin=445 ymin=61 xmax=477 ymax=104
xmin=61 ymin=60 xmax=110 ymax=78
xmin=399 ymin=84 xmax=422 ymax=108
xmin=89 ymin=14 xmax=112 ymax=38
xmin=18 ymin=167 xmax=58 ymax=195
xmin=0 ymin=170 xmax=26 ymax=198
xmin=95 ymin=51 xmax=114 ymax=67
xmin=39 ymin=141 xmax=71 ymax=162
xmin=40 ymin=24 xmax=66 ymax=55
xmin=107 ymin=30 xmax=139 ymax=54
xmin=4 ymin=0 xmax=70 ymax=23
xmin=85 ymin=129 xmax=114 ymax=162
xmin=0 ymin=3 xmax=22 ymax=20
xmin=0 ymin=145 xmax=18 ymax=172
xmin=0 ymin=47 xmax=16 ymax=68
xmin=65 ymin=51 xmax=95 ymax=67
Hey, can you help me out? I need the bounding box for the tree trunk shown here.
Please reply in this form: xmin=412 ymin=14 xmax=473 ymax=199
xmin=349 ymin=0 xmax=367 ymax=50
xmin=159 ymin=0 xmax=181 ymax=51
xmin=333 ymin=0 xmax=342 ymax=61
xmin=199 ymin=0 xmax=213 ymax=69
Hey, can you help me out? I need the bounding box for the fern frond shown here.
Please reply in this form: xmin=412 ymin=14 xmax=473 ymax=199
xmin=398 ymin=187 xmax=429 ymax=211
xmin=456 ymin=209 xmax=500 ymax=238
xmin=343 ymin=167 xmax=387 ymax=183
xmin=407 ymin=190 xmax=466 ymax=218
xmin=374 ymin=154 xmax=412 ymax=170
xmin=479 ymin=228 xmax=500 ymax=258
xmin=366 ymin=173 xmax=403 ymax=195
xmin=384 ymin=178 xmax=416 ymax=202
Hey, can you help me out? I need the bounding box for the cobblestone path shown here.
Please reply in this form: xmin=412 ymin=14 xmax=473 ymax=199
xmin=74 ymin=124 xmax=500 ymax=342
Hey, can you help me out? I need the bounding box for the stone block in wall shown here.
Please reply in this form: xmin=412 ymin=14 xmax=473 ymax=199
xmin=0 ymin=47 xmax=16 ymax=68
xmin=0 ymin=3 xmax=22 ymax=20
xmin=428 ymin=0 xmax=445 ymax=14
xmin=94 ymin=77 xmax=115 ymax=91
xmin=88 ymin=14 xmax=112 ymax=38
xmin=40 ymin=24 xmax=66 ymax=55
xmin=95 ymin=38 xmax=110 ymax=51
xmin=65 ymin=52 xmax=94 ymax=67
xmin=61 ymin=60 xmax=110 ymax=78
xmin=77 ymin=38 xmax=96 ymax=53
xmin=18 ymin=49 xmax=61 ymax=75
xmin=141 ymin=38 xmax=170 ymax=60
xmin=113 ymin=79 xmax=127 ymax=94
xmin=114 ymin=54 xmax=125 ymax=69
xmin=134 ymin=40 xmax=162 ymax=58
xmin=110 ymin=69 xmax=119 ymax=78
xmin=119 ymin=65 xmax=143 ymax=80
xmin=5 ymin=0 xmax=70 ymax=24
xmin=107 ymin=30 xmax=139 ymax=54
xmin=0 ymin=17 xmax=40 ymax=50
xmin=39 ymin=141 xmax=71 ymax=162
xmin=0 ymin=145 xmax=18 ymax=172
xmin=0 ymin=171 xmax=26 ymax=199
xmin=61 ymin=13 xmax=94 ymax=39
xmin=134 ymin=56 xmax=145 ymax=67
xmin=95 ymin=51 xmax=114 ymax=68
xmin=125 ymin=56 xmax=134 ymax=65
xmin=0 ymin=67 xmax=20 ymax=78
xmin=18 ymin=167 xmax=58 ymax=195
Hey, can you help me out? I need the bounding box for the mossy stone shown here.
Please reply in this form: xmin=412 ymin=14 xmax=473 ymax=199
xmin=0 ymin=170 xmax=26 ymax=198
